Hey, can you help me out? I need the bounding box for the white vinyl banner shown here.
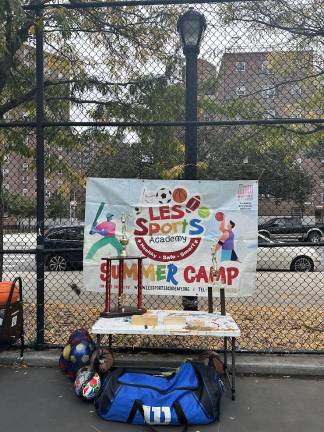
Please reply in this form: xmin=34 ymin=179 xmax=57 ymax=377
xmin=84 ymin=178 xmax=258 ymax=296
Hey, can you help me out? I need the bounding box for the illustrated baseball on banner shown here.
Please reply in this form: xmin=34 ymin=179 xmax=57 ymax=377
xmin=84 ymin=179 xmax=258 ymax=297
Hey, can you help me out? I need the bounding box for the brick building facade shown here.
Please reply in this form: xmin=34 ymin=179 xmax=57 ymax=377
xmin=200 ymin=50 xmax=323 ymax=222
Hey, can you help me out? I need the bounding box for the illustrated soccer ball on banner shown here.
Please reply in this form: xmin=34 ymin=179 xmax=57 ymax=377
xmin=156 ymin=187 xmax=172 ymax=204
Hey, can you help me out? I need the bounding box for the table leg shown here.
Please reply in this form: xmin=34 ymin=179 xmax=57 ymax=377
xmin=118 ymin=259 xmax=124 ymax=311
xmin=231 ymin=337 xmax=236 ymax=400
xmin=137 ymin=258 xmax=142 ymax=309
xmin=104 ymin=259 xmax=111 ymax=313
xmin=223 ymin=336 xmax=228 ymax=369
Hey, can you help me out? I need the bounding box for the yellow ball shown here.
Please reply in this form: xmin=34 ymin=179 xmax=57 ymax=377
xmin=63 ymin=344 xmax=71 ymax=360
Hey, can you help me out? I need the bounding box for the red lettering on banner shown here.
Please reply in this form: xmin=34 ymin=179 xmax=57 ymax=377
xmin=215 ymin=266 xmax=239 ymax=285
xmin=159 ymin=206 xmax=171 ymax=220
xmin=196 ymin=266 xmax=209 ymax=283
xmin=172 ymin=205 xmax=185 ymax=219
xmin=148 ymin=207 xmax=160 ymax=221
xmin=100 ymin=262 xmax=107 ymax=281
xmin=134 ymin=218 xmax=148 ymax=235
xmin=184 ymin=266 xmax=195 ymax=283
xmin=227 ymin=267 xmax=239 ymax=285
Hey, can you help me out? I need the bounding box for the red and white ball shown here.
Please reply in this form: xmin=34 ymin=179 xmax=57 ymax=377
xmin=74 ymin=367 xmax=101 ymax=401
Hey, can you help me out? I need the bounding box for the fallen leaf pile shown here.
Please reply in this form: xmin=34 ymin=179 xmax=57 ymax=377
xmin=22 ymin=303 xmax=324 ymax=351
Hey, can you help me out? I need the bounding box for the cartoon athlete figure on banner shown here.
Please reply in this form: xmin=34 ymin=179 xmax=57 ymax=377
xmin=213 ymin=211 xmax=239 ymax=263
xmin=86 ymin=202 xmax=122 ymax=259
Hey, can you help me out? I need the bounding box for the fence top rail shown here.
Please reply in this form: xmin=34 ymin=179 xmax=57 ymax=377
xmin=0 ymin=118 xmax=323 ymax=129
xmin=23 ymin=0 xmax=263 ymax=11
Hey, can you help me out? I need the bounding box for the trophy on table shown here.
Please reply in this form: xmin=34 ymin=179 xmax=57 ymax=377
xmin=211 ymin=247 xmax=220 ymax=284
xmin=120 ymin=213 xmax=129 ymax=257
xmin=100 ymin=213 xmax=146 ymax=318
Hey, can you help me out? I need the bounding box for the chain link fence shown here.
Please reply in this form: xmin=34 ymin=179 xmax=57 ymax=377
xmin=0 ymin=0 xmax=323 ymax=352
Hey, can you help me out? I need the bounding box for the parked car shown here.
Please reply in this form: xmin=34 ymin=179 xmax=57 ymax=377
xmin=43 ymin=225 xmax=322 ymax=273
xmin=258 ymin=217 xmax=324 ymax=243
xmin=44 ymin=225 xmax=84 ymax=271
xmin=257 ymin=234 xmax=322 ymax=272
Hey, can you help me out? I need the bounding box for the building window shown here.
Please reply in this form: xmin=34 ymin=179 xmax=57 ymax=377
xmin=22 ymin=188 xmax=28 ymax=196
xmin=263 ymin=88 xmax=276 ymax=98
xmin=261 ymin=61 xmax=273 ymax=74
xmin=236 ymin=86 xmax=246 ymax=96
xmin=291 ymin=83 xmax=302 ymax=96
xmin=235 ymin=61 xmax=246 ymax=72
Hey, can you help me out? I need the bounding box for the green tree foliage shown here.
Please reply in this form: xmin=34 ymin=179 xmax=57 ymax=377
xmin=46 ymin=191 xmax=69 ymax=220
xmin=87 ymin=65 xmax=185 ymax=179
xmin=0 ymin=0 xmax=181 ymax=275
xmin=3 ymin=190 xmax=36 ymax=220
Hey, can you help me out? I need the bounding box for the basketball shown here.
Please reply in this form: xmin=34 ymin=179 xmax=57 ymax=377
xmin=186 ymin=195 xmax=201 ymax=213
xmin=215 ymin=211 xmax=224 ymax=221
xmin=173 ymin=188 xmax=187 ymax=203
xmin=0 ymin=282 xmax=19 ymax=306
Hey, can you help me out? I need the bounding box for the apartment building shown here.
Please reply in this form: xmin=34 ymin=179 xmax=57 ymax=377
xmin=202 ymin=50 xmax=323 ymax=222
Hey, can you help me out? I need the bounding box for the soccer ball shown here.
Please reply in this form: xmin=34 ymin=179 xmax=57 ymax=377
xmin=70 ymin=342 xmax=92 ymax=366
xmin=156 ymin=188 xmax=172 ymax=205
xmin=74 ymin=368 xmax=101 ymax=401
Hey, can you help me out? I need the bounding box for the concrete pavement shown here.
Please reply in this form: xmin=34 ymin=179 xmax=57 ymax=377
xmin=0 ymin=366 xmax=323 ymax=432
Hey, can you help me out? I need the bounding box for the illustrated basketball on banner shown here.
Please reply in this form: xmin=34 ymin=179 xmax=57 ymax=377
xmin=84 ymin=179 xmax=258 ymax=297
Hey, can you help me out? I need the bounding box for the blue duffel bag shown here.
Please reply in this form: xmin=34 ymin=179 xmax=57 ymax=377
xmin=95 ymin=361 xmax=224 ymax=427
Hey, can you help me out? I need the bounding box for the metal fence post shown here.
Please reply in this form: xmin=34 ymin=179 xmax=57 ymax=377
xmin=182 ymin=47 xmax=199 ymax=311
xmin=35 ymin=5 xmax=45 ymax=349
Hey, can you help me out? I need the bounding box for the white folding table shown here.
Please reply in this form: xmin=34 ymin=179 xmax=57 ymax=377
xmin=91 ymin=309 xmax=240 ymax=400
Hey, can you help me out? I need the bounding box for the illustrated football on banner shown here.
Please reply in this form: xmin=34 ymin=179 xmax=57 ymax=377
xmin=84 ymin=179 xmax=258 ymax=297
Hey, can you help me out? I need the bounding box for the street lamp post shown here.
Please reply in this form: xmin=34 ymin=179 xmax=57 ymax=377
xmin=177 ymin=8 xmax=206 ymax=179
xmin=177 ymin=8 xmax=206 ymax=311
